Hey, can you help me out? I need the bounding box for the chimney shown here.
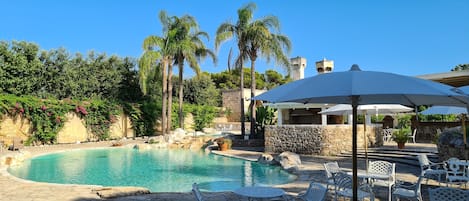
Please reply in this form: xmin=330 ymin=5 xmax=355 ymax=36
xmin=290 ymin=56 xmax=307 ymax=80
xmin=315 ymin=58 xmax=334 ymax=74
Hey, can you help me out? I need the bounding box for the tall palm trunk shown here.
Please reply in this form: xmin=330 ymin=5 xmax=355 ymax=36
xmin=178 ymin=61 xmax=184 ymax=129
xmin=167 ymin=62 xmax=174 ymax=134
xmin=250 ymin=58 xmax=256 ymax=136
xmin=239 ymin=64 xmax=246 ymax=138
xmin=161 ymin=59 xmax=168 ymax=135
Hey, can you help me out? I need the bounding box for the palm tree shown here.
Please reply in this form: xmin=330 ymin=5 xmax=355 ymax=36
xmin=245 ymin=14 xmax=291 ymax=137
xmin=216 ymin=3 xmax=255 ymax=138
xmin=216 ymin=2 xmax=291 ymax=138
xmin=139 ymin=11 xmax=177 ymax=135
xmin=172 ymin=18 xmax=217 ymax=129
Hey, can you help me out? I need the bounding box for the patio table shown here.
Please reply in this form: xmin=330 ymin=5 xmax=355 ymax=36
xmin=233 ymin=186 xmax=285 ymax=201
xmin=346 ymin=170 xmax=391 ymax=181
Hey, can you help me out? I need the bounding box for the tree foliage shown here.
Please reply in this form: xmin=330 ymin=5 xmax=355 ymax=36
xmin=451 ymin=64 xmax=469 ymax=71
xmin=209 ymin=68 xmax=290 ymax=90
xmin=0 ymin=40 xmax=163 ymax=142
xmin=183 ymin=75 xmax=221 ymax=106
xmin=0 ymin=41 xmax=142 ymax=101
xmin=215 ymin=2 xmax=291 ymax=136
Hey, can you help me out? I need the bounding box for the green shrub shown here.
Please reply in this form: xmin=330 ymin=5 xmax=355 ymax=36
xmin=254 ymin=106 xmax=276 ymax=138
xmin=189 ymin=104 xmax=217 ymax=131
xmin=122 ymin=98 xmax=161 ymax=137
xmin=80 ymin=99 xmax=121 ymax=141
xmin=393 ymin=127 xmax=411 ymax=143
xmin=396 ymin=115 xmax=412 ymax=129
xmin=0 ymin=94 xmax=70 ymax=144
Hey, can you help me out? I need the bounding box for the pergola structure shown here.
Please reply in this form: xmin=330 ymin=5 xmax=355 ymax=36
xmin=417 ymin=70 xmax=469 ymax=87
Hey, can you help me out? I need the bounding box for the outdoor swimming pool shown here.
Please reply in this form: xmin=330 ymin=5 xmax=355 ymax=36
xmin=8 ymin=148 xmax=296 ymax=192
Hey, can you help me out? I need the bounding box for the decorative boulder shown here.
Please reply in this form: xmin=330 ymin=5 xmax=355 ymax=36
xmin=258 ymin=153 xmax=278 ymax=165
xmin=173 ymin=128 xmax=186 ymax=135
xmin=1 ymin=151 xmax=31 ymax=167
xmin=133 ymin=144 xmax=152 ymax=150
xmin=194 ymin=131 xmax=205 ymax=136
xmin=148 ymin=136 xmax=165 ymax=144
xmin=203 ymin=127 xmax=217 ymax=134
xmin=275 ymin=151 xmax=301 ymax=172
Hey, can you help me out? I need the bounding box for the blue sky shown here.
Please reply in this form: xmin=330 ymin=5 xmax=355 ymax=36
xmin=0 ymin=0 xmax=468 ymax=78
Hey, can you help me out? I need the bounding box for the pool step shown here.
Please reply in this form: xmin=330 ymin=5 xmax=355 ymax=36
xmin=339 ymin=148 xmax=439 ymax=167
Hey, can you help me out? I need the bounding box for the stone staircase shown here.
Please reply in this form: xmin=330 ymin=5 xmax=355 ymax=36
xmin=339 ymin=146 xmax=439 ymax=167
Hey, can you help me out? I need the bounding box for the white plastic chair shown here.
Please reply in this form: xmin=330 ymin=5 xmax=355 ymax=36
xmin=192 ymin=183 xmax=228 ymax=201
xmin=323 ymin=161 xmax=341 ymax=191
xmin=367 ymin=160 xmax=395 ymax=201
xmin=408 ymin=129 xmax=417 ymax=143
xmin=382 ymin=128 xmax=394 ymax=142
xmin=428 ymin=187 xmax=469 ymax=201
xmin=417 ymin=154 xmax=446 ymax=184
xmin=445 ymin=158 xmax=469 ymax=187
xmin=333 ymin=172 xmax=374 ymax=201
xmin=296 ymin=182 xmax=327 ymax=201
xmin=392 ymin=175 xmax=423 ymax=201
xmin=192 ymin=183 xmax=205 ymax=201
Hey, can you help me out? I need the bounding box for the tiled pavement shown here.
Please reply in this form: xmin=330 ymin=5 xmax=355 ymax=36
xmin=0 ymin=140 xmax=447 ymax=201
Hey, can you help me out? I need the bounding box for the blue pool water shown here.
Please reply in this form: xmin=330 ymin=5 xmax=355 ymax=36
xmin=8 ymin=148 xmax=296 ymax=192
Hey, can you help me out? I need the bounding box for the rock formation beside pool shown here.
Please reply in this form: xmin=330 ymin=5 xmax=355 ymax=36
xmin=257 ymin=153 xmax=278 ymax=165
xmin=437 ymin=126 xmax=469 ymax=160
xmin=275 ymin=151 xmax=302 ymax=172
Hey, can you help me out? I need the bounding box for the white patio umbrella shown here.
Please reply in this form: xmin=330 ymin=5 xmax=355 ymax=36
xmin=421 ymin=105 xmax=469 ymax=145
xmin=254 ymin=64 xmax=469 ymax=201
xmin=420 ymin=106 xmax=467 ymax=115
xmin=319 ymin=104 xmax=414 ymax=115
xmin=319 ymin=104 xmax=414 ymax=169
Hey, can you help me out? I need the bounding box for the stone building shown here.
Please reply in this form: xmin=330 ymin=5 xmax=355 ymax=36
xmin=267 ymin=57 xmax=343 ymax=126
xmin=221 ymin=88 xmax=266 ymax=122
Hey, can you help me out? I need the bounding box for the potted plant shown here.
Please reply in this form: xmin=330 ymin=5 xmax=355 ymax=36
xmin=216 ymin=138 xmax=232 ymax=151
xmin=393 ymin=127 xmax=411 ymax=149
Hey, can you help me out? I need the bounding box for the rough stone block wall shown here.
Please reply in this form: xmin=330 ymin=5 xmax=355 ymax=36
xmin=415 ymin=121 xmax=463 ymax=142
xmin=0 ymin=115 xmax=31 ymax=145
xmin=438 ymin=145 xmax=469 ymax=161
xmin=57 ymin=113 xmax=89 ymax=143
xmin=222 ymin=89 xmax=244 ymax=122
xmin=0 ymin=112 xmax=134 ymax=145
xmin=265 ymin=124 xmax=382 ymax=155
xmin=108 ymin=114 xmax=134 ymax=140
xmin=221 ymin=88 xmax=266 ymax=122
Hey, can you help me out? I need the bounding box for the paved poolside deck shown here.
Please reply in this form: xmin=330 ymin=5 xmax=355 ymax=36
xmin=0 ymin=140 xmax=442 ymax=201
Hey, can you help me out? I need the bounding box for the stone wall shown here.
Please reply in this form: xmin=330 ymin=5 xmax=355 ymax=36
xmin=436 ymin=126 xmax=469 ymax=161
xmin=108 ymin=114 xmax=134 ymax=140
xmin=56 ymin=113 xmax=89 ymax=143
xmin=265 ymin=124 xmax=382 ymax=155
xmin=0 ymin=112 xmax=134 ymax=146
xmin=437 ymin=144 xmax=469 ymax=161
xmin=414 ymin=121 xmax=463 ymax=142
xmin=221 ymin=88 xmax=266 ymax=122
xmin=0 ymin=115 xmax=31 ymax=145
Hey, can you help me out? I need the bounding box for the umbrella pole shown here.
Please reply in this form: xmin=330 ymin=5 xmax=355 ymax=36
xmin=462 ymin=114 xmax=467 ymax=147
xmin=364 ymin=111 xmax=368 ymax=171
xmin=351 ymin=96 xmax=359 ymax=201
